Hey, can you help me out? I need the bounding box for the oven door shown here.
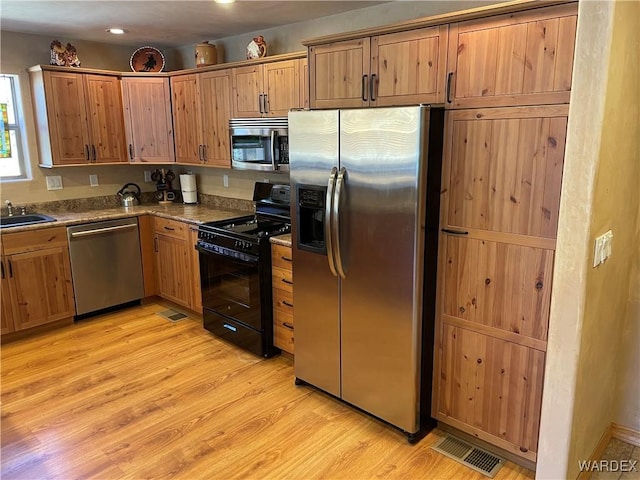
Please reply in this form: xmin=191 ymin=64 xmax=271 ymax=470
xmin=198 ymin=246 xmax=262 ymax=331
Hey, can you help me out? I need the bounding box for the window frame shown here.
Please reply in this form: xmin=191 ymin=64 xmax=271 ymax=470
xmin=0 ymin=73 xmax=30 ymax=182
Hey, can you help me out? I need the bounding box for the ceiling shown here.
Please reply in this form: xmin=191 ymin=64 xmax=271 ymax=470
xmin=0 ymin=1 xmax=387 ymax=48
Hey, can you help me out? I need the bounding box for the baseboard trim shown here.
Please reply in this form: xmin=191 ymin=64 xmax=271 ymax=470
xmin=612 ymin=423 xmax=640 ymax=447
xmin=577 ymin=423 xmax=614 ymax=480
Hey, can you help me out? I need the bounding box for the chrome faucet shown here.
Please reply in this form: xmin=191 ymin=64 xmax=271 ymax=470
xmin=5 ymin=200 xmax=13 ymax=216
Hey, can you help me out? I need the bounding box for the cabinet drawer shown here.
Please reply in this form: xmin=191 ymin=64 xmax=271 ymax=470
xmin=2 ymin=226 xmax=68 ymax=255
xmin=271 ymin=244 xmax=293 ymax=270
xmin=154 ymin=217 xmax=188 ymax=240
xmin=274 ymin=321 xmax=295 ymax=355
xmin=273 ymin=288 xmax=293 ymax=314
xmin=272 ymin=266 xmax=293 ymax=293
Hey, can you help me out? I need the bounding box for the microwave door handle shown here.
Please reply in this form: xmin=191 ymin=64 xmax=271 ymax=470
xmin=270 ymin=131 xmax=277 ymax=170
xmin=333 ymin=167 xmax=347 ymax=279
xmin=325 ymin=167 xmax=339 ymax=277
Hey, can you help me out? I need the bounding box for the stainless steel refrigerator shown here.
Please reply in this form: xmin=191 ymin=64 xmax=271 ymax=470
xmin=288 ymin=106 xmax=444 ymax=441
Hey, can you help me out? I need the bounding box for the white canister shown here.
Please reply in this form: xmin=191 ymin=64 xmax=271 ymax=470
xmin=195 ymin=41 xmax=217 ymax=67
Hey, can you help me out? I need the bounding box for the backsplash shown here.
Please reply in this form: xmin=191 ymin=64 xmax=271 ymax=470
xmin=0 ymin=193 xmax=254 ymax=216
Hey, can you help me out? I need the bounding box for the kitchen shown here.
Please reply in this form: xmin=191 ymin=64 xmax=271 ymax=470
xmin=0 ymin=1 xmax=638 ymax=479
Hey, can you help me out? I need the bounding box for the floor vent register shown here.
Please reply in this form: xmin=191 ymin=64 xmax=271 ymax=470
xmin=431 ymin=435 xmax=504 ymax=478
xmin=157 ymin=309 xmax=189 ymax=322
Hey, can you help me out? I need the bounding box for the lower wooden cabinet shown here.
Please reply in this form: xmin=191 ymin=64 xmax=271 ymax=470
xmin=153 ymin=217 xmax=193 ymax=310
xmin=188 ymin=226 xmax=202 ymax=313
xmin=271 ymin=243 xmax=294 ymax=354
xmin=1 ymin=227 xmax=75 ymax=332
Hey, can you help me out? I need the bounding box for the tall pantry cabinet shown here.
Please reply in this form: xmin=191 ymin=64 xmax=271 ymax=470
xmin=432 ymin=3 xmax=578 ymax=463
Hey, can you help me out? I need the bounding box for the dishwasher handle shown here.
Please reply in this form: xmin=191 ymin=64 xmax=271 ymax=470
xmin=69 ymin=223 xmax=137 ymax=238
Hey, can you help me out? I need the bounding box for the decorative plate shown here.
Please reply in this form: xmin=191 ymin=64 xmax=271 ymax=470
xmin=130 ymin=46 xmax=165 ymax=73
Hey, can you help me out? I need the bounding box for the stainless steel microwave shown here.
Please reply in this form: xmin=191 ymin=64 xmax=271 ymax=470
xmin=230 ymin=117 xmax=289 ymax=172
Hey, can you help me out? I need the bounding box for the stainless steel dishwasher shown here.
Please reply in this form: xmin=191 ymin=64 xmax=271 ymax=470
xmin=67 ymin=217 xmax=144 ymax=316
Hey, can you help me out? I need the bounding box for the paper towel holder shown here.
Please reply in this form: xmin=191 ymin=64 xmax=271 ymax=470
xmin=180 ymin=172 xmax=198 ymax=205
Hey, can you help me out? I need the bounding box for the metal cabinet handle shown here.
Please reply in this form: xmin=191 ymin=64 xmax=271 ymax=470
xmin=281 ymin=278 xmax=293 ymax=285
xmin=129 ymin=143 xmax=134 ymax=160
xmin=85 ymin=144 xmax=90 ymax=161
xmin=258 ymin=94 xmax=264 ymax=114
xmin=282 ymin=322 xmax=294 ymax=330
xmin=441 ymin=228 xmax=468 ymax=235
xmin=202 ymin=144 xmax=207 ymax=163
xmin=164 ymin=226 xmax=175 ymax=231
xmin=1 ymin=261 xmax=4 ymax=279
xmin=370 ymin=74 xmax=377 ymax=101
xmin=446 ymin=72 xmax=454 ymax=104
xmin=91 ymin=145 xmax=97 ymax=162
xmin=8 ymin=259 xmax=13 ymax=277
xmin=154 ymin=237 xmax=159 ymax=252
xmin=282 ymin=300 xmax=293 ymax=308
xmin=280 ymin=255 xmax=292 ymax=262
xmin=263 ymin=94 xmax=269 ymax=114
xmin=362 ymin=75 xmax=368 ymax=101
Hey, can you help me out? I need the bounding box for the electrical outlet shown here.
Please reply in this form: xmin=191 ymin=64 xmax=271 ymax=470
xmin=46 ymin=175 xmax=63 ymax=191
xmin=144 ymin=170 xmax=152 ymax=182
xmin=89 ymin=174 xmax=99 ymax=187
xmin=263 ymin=178 xmax=270 ymax=184
xmin=593 ymin=230 xmax=613 ymax=267
xmin=223 ymin=174 xmax=229 ymax=188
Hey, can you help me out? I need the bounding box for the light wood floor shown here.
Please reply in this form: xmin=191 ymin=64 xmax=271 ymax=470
xmin=1 ymin=300 xmax=535 ymax=480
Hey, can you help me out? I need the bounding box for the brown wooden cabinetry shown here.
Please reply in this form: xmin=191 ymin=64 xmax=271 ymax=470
xmin=232 ymin=59 xmax=302 ymax=118
xmin=153 ymin=217 xmax=193 ymax=309
xmin=171 ymin=70 xmax=232 ymax=167
xmin=189 ymin=226 xmax=202 ymax=313
xmin=433 ymin=105 xmax=569 ymax=462
xmin=1 ymin=227 xmax=75 ymax=332
xmin=271 ymin=243 xmax=294 ymax=354
xmin=122 ymin=76 xmax=175 ymax=163
xmin=29 ymin=68 xmax=127 ymax=166
xmin=308 ymin=25 xmax=448 ymax=109
xmin=445 ymin=3 xmax=578 ymax=109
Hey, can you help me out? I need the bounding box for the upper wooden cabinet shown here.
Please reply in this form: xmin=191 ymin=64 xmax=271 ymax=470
xmin=171 ymin=70 xmax=232 ymax=167
xmin=121 ymin=76 xmax=175 ymax=163
xmin=232 ymin=59 xmax=302 ymax=118
xmin=29 ymin=68 xmax=127 ymax=166
xmin=445 ymin=3 xmax=578 ymax=108
xmin=308 ymin=25 xmax=448 ymax=109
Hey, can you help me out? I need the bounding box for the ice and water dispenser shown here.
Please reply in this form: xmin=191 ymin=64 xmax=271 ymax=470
xmin=296 ymin=185 xmax=327 ymax=254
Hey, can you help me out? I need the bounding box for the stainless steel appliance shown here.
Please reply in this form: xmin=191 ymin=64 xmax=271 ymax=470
xmin=288 ymin=106 xmax=444 ymax=442
xmin=67 ymin=217 xmax=144 ymax=317
xmin=230 ymin=118 xmax=289 ymax=172
xmin=196 ymin=183 xmax=291 ymax=357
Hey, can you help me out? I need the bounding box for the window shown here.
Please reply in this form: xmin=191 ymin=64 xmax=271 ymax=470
xmin=0 ymin=74 xmax=28 ymax=180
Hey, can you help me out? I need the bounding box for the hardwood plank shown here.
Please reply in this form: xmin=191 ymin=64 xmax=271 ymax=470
xmin=1 ymin=300 xmax=534 ymax=479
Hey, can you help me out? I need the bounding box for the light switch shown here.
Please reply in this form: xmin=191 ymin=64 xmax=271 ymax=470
xmin=144 ymin=170 xmax=152 ymax=182
xmin=89 ymin=174 xmax=99 ymax=187
xmin=593 ymin=230 xmax=613 ymax=267
xmin=223 ymin=174 xmax=229 ymax=187
xmin=46 ymin=175 xmax=63 ymax=190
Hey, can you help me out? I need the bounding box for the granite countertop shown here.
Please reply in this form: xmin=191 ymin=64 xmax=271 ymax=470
xmin=0 ymin=203 xmax=250 ymax=233
xmin=270 ymin=233 xmax=292 ymax=247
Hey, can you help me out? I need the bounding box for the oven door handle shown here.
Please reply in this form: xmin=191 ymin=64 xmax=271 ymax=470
xmin=332 ymin=167 xmax=347 ymax=279
xmin=196 ymin=243 xmax=258 ymax=264
xmin=325 ymin=167 xmax=339 ymax=277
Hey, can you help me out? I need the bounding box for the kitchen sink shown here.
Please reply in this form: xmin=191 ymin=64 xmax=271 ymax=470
xmin=0 ymin=213 xmax=57 ymax=228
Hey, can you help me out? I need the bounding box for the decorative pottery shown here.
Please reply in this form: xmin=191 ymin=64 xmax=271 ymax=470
xmin=195 ymin=41 xmax=218 ymax=67
xmin=130 ymin=46 xmax=165 ymax=73
xmin=246 ymin=36 xmax=267 ymax=60
xmin=50 ymin=40 xmax=81 ymax=67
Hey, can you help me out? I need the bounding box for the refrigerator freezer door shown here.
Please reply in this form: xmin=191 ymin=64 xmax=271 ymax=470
xmin=339 ymin=106 xmax=429 ymax=433
xmin=289 ymin=110 xmax=341 ymax=397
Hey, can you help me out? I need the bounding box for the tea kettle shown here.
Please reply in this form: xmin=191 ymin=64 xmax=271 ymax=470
xmin=117 ymin=183 xmax=141 ymax=207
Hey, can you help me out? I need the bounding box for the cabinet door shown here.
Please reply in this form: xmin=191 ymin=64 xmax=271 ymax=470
xmin=447 ymin=3 xmax=577 ymax=108
xmin=1 ymin=256 xmax=15 ymax=334
xmin=84 ymin=74 xmax=127 ymax=163
xmin=42 ymin=71 xmax=91 ymax=165
xmin=155 ymin=233 xmax=192 ymax=309
xmin=309 ymin=38 xmax=371 ymax=109
xmin=371 ymin=25 xmax=448 ymax=106
xmin=232 ymin=65 xmax=263 ymax=118
xmin=7 ymin=246 xmax=75 ymax=331
xmin=171 ymin=74 xmax=202 ymax=164
xmin=122 ymin=77 xmax=175 ymax=163
xmin=200 ymin=70 xmax=232 ymax=167
xmin=263 ymin=59 xmax=300 ymax=117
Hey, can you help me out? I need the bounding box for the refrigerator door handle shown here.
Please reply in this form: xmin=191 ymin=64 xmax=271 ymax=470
xmin=325 ymin=167 xmax=339 ymax=277
xmin=333 ymin=167 xmax=347 ymax=279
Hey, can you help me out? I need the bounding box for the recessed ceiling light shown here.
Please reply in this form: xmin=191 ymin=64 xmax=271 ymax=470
xmin=213 ymin=0 xmax=235 ymax=4
xmin=106 ymin=28 xmax=127 ymax=35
